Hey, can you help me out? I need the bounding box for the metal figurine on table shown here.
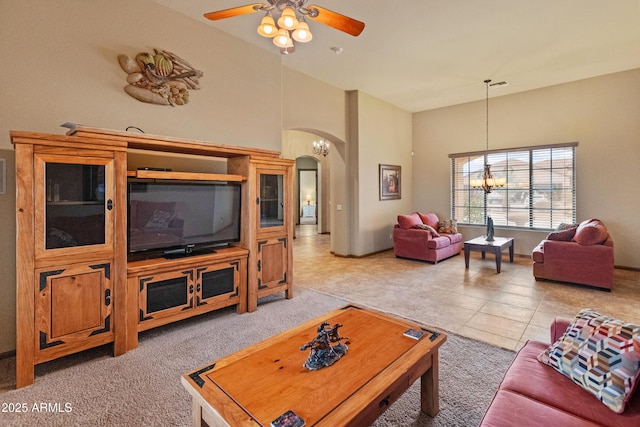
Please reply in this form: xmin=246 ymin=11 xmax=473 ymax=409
xmin=486 ymin=216 xmax=495 ymax=242
xmin=300 ymin=322 xmax=349 ymax=370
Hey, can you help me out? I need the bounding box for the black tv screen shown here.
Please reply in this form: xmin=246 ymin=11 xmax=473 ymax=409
xmin=127 ymin=181 xmax=241 ymax=258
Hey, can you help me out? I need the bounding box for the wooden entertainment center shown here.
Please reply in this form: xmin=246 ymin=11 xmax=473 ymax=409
xmin=12 ymin=126 xmax=294 ymax=388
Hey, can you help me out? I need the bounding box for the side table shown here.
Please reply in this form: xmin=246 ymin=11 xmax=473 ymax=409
xmin=464 ymin=236 xmax=514 ymax=273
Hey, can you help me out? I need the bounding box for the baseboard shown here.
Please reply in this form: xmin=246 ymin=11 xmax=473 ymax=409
xmin=615 ymin=265 xmax=640 ymax=272
xmin=331 ymin=248 xmax=394 ymax=258
xmin=0 ymin=349 xmax=16 ymax=360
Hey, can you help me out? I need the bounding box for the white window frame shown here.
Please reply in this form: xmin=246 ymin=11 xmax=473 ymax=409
xmin=449 ymin=142 xmax=577 ymax=230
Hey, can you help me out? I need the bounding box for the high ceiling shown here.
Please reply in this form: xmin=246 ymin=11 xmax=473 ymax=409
xmin=153 ymin=0 xmax=640 ymax=112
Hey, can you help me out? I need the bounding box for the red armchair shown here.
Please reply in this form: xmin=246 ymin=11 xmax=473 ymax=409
xmin=532 ymin=218 xmax=614 ymax=290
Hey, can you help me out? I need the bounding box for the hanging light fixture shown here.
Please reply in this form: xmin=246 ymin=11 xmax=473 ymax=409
xmin=471 ymin=79 xmax=505 ymax=194
xmin=292 ymin=18 xmax=313 ymax=43
xmin=256 ymin=5 xmax=312 ymax=54
xmin=273 ymin=28 xmax=294 ymax=48
xmin=205 ymin=1 xmax=365 ymax=56
xmin=312 ymin=139 xmax=330 ymax=156
xmin=257 ymin=14 xmax=278 ymax=37
xmin=277 ymin=7 xmax=299 ymax=30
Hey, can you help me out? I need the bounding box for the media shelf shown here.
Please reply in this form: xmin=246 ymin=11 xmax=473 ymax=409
xmin=127 ymin=247 xmax=248 ymax=339
xmin=127 ymin=169 xmax=246 ymax=182
xmin=12 ymin=126 xmax=293 ymax=388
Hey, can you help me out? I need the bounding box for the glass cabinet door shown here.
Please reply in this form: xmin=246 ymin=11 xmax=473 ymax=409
xmin=258 ymin=170 xmax=285 ymax=230
xmin=34 ymin=154 xmax=114 ymax=257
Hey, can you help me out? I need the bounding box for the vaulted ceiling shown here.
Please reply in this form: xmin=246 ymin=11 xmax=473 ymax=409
xmin=153 ymin=0 xmax=640 ymax=112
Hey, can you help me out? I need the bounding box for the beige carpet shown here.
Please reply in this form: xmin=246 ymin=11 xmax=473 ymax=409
xmin=0 ymin=288 xmax=514 ymax=426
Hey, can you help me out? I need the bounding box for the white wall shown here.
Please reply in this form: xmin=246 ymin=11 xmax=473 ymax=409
xmin=413 ymin=69 xmax=640 ymax=268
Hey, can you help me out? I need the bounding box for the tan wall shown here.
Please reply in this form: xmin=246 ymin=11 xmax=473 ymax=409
xmin=282 ymin=67 xmax=348 ymax=144
xmin=0 ymin=151 xmax=16 ymax=354
xmin=282 ymin=130 xmax=331 ymax=234
xmin=412 ymin=69 xmax=640 ymax=268
xmin=0 ymin=0 xmax=282 ymax=149
xmin=0 ymin=0 xmax=342 ymax=354
xmin=2 ymin=0 xmax=637 ymax=357
xmin=351 ymin=92 xmax=414 ymax=256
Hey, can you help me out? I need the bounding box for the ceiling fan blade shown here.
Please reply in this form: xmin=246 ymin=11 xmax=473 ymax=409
xmin=306 ymin=5 xmax=365 ymax=36
xmin=204 ymin=4 xmax=264 ymax=21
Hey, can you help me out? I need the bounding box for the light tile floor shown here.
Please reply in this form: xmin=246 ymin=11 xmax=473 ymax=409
xmin=293 ymin=225 xmax=640 ymax=350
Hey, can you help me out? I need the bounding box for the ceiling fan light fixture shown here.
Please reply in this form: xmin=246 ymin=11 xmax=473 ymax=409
xmin=292 ymin=21 xmax=313 ymax=43
xmin=273 ymin=29 xmax=293 ymax=48
xmin=203 ymin=2 xmax=365 ymax=55
xmin=257 ymin=15 xmax=277 ymax=38
xmin=277 ymin=7 xmax=299 ymax=30
xmin=280 ymin=45 xmax=296 ymax=55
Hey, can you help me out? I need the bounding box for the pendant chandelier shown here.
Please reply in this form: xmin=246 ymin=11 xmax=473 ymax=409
xmin=312 ymin=139 xmax=330 ymax=156
xmin=471 ymin=79 xmax=505 ymax=194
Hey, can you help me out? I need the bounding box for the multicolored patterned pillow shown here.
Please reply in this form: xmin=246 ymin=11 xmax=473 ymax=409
xmin=412 ymin=223 xmax=440 ymax=237
xmin=538 ymin=308 xmax=640 ymax=413
xmin=437 ymin=219 xmax=458 ymax=234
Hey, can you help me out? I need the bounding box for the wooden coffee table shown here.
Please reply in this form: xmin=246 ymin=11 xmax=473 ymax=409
xmin=464 ymin=236 xmax=514 ymax=273
xmin=182 ymin=305 xmax=446 ymax=426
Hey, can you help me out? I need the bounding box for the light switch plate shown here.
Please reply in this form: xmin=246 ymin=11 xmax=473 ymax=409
xmin=0 ymin=159 xmax=5 ymax=194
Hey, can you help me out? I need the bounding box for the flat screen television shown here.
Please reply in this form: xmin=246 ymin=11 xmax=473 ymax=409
xmin=127 ymin=180 xmax=241 ymax=260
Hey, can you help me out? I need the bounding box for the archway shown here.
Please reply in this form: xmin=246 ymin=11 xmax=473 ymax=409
xmin=282 ymin=129 xmax=345 ymax=245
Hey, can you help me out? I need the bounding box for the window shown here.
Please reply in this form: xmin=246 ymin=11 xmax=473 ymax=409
xmin=450 ymin=143 xmax=576 ymax=230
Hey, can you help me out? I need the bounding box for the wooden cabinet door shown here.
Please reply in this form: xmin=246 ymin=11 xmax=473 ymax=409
xmin=138 ymin=269 xmax=194 ymax=324
xmin=256 ymin=168 xmax=288 ymax=234
xmin=257 ymin=237 xmax=288 ymax=291
xmin=34 ymin=153 xmax=115 ymax=260
xmin=196 ymin=262 xmax=241 ymax=307
xmin=35 ymin=261 xmax=113 ymax=364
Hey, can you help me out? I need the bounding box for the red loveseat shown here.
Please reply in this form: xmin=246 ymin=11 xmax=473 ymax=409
xmin=481 ymin=317 xmax=640 ymax=427
xmin=532 ymin=218 xmax=614 ymax=290
xmin=392 ymin=212 xmax=462 ymax=263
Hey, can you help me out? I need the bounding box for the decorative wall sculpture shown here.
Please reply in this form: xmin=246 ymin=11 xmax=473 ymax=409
xmin=118 ymin=49 xmax=203 ymax=106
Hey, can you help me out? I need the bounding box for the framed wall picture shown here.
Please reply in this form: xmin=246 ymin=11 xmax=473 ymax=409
xmin=379 ymin=164 xmax=401 ymax=200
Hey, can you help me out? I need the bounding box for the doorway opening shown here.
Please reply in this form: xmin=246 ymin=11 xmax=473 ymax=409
xmin=298 ymin=167 xmax=317 ymax=226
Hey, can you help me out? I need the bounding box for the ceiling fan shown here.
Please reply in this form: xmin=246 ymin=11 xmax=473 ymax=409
xmin=204 ymin=1 xmax=365 ymax=54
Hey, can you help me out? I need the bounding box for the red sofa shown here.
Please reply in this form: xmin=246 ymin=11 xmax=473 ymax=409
xmin=392 ymin=212 xmax=462 ymax=263
xmin=481 ymin=317 xmax=640 ymax=426
xmin=532 ymin=218 xmax=614 ymax=290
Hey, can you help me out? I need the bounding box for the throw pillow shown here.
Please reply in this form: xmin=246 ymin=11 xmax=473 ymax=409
xmin=557 ymin=222 xmax=578 ymax=231
xmin=538 ymin=308 xmax=640 ymax=413
xmin=547 ymin=227 xmax=577 ymax=241
xmin=412 ymin=223 xmax=440 ymax=237
xmin=572 ymin=219 xmax=608 ymax=245
xmin=397 ymin=213 xmax=422 ymax=229
xmin=418 ymin=212 xmax=439 ymax=229
xmin=437 ymin=219 xmax=458 ymax=234
xmin=48 ymin=227 xmax=79 ymax=248
xmin=145 ymin=209 xmax=176 ymax=229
